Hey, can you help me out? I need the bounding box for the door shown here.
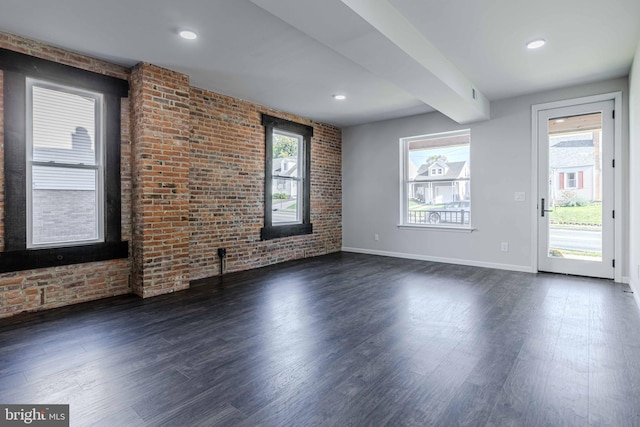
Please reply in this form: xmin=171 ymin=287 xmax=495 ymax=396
xmin=537 ymin=100 xmax=614 ymax=279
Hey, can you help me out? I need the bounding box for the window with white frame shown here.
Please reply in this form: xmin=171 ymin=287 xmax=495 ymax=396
xmin=401 ymin=130 xmax=471 ymax=227
xmin=271 ymin=130 xmax=302 ymax=224
xmin=27 ymin=80 xmax=104 ymax=248
xmin=558 ymin=170 xmax=584 ymax=190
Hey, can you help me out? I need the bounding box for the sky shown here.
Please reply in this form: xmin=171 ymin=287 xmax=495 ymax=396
xmin=409 ymin=145 xmax=469 ymax=167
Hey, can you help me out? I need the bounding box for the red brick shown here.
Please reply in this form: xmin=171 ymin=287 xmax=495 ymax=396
xmin=0 ymin=31 xmax=341 ymax=319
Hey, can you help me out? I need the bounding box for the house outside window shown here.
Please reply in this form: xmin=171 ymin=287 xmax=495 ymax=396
xmin=549 ymin=134 xmax=595 ymax=206
xmin=261 ymin=114 xmax=313 ymax=240
xmin=401 ymin=129 xmax=471 ymax=227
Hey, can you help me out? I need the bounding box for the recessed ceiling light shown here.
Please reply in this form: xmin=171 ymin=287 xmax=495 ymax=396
xmin=333 ymin=94 xmax=346 ymax=100
xmin=526 ymin=39 xmax=545 ymax=49
xmin=555 ymin=118 xmax=565 ymax=123
xmin=179 ymin=30 xmax=198 ymax=40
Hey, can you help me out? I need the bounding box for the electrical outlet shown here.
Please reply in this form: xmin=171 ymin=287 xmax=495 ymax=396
xmin=501 ymin=242 xmax=509 ymax=252
xmin=514 ymin=192 xmax=526 ymax=201
xmin=374 ymin=233 xmax=379 ymax=241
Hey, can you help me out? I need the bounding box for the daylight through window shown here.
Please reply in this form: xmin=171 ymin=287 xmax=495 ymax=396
xmin=261 ymin=114 xmax=313 ymax=240
xmin=401 ymin=130 xmax=471 ymax=227
xmin=271 ymin=130 xmax=303 ymax=224
xmin=27 ymin=80 xmax=104 ymax=248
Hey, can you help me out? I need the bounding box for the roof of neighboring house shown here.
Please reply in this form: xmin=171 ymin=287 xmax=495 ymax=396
xmin=416 ymin=159 xmax=447 ymax=175
xmin=415 ymin=160 xmax=468 ymax=181
xmin=552 ymin=139 xmax=594 ymax=148
xmin=273 ymin=157 xmax=298 ymax=177
xmin=549 ymin=139 xmax=595 ymax=168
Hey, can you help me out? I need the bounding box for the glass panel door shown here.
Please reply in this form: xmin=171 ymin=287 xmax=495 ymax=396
xmin=538 ymin=101 xmax=614 ymax=279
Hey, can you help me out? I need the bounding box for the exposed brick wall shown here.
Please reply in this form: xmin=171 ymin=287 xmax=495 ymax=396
xmin=130 ymin=63 xmax=191 ymax=297
xmin=0 ymin=261 xmax=130 ymax=316
xmin=120 ymin=99 xmax=132 ymax=242
xmin=0 ymin=33 xmax=129 ymax=80
xmin=0 ymin=32 xmax=342 ymax=318
xmin=0 ymin=34 xmax=132 ymax=318
xmin=189 ymin=88 xmax=342 ymax=280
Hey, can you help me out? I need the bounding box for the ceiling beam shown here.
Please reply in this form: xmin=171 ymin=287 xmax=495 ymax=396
xmin=251 ymin=0 xmax=490 ymax=124
xmin=339 ymin=0 xmax=489 ymax=124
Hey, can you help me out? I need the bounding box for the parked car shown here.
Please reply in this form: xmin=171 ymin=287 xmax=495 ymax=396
xmin=426 ymin=201 xmax=470 ymax=224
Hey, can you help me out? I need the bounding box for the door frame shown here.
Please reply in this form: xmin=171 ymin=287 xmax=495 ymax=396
xmin=531 ymin=92 xmax=623 ymax=282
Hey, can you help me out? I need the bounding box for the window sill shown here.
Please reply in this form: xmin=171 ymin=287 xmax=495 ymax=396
xmin=261 ymin=223 xmax=313 ymax=240
xmin=397 ymin=224 xmax=476 ymax=233
xmin=0 ymin=241 xmax=129 ymax=273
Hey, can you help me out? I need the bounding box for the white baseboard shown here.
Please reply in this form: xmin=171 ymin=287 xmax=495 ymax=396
xmin=342 ymin=247 xmax=536 ymax=273
xmin=629 ymin=278 xmax=640 ymax=311
xmin=621 ymin=276 xmax=630 ymax=284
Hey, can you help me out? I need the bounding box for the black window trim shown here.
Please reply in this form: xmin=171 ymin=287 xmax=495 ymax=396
xmin=0 ymin=48 xmax=129 ymax=273
xmin=261 ymin=114 xmax=313 ymax=240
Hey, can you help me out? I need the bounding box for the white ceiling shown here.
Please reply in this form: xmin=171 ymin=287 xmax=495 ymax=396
xmin=0 ymin=0 xmax=638 ymax=127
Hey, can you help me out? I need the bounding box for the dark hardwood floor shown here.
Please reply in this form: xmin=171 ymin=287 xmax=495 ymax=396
xmin=1 ymin=252 xmax=640 ymax=426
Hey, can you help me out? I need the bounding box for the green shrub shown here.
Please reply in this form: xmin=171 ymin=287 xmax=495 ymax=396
xmin=558 ymin=191 xmax=589 ymax=207
xmin=549 ymin=249 xmax=564 ymax=258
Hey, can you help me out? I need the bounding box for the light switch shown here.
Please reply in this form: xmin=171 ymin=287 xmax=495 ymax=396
xmin=514 ymin=192 xmax=526 ymax=202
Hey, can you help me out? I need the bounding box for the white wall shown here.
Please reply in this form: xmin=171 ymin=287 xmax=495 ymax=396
xmin=629 ymin=42 xmax=640 ymax=307
xmin=343 ymin=77 xmax=629 ymax=274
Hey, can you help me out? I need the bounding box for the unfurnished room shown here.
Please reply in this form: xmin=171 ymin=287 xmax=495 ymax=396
xmin=1 ymin=0 xmax=640 ymax=426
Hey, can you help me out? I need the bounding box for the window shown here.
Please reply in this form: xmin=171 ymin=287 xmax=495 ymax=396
xmin=401 ymin=129 xmax=471 ymax=227
xmin=558 ymin=171 xmax=584 ymax=190
xmin=261 ymin=114 xmax=313 ymax=240
xmin=27 ymin=80 xmax=104 ymax=248
xmin=0 ymin=48 xmax=128 ymax=273
xmin=271 ymin=130 xmax=302 ymax=224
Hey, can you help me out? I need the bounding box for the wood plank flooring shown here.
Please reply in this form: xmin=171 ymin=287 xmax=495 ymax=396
xmin=1 ymin=252 xmax=640 ymax=426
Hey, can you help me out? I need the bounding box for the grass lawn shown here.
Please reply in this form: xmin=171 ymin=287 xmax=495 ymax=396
xmin=550 ymin=204 xmax=602 ymax=226
xmin=550 ymin=248 xmax=602 ymax=259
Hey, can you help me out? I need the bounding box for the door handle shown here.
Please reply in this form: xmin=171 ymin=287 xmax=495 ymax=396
xmin=541 ymin=198 xmax=553 ymax=217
